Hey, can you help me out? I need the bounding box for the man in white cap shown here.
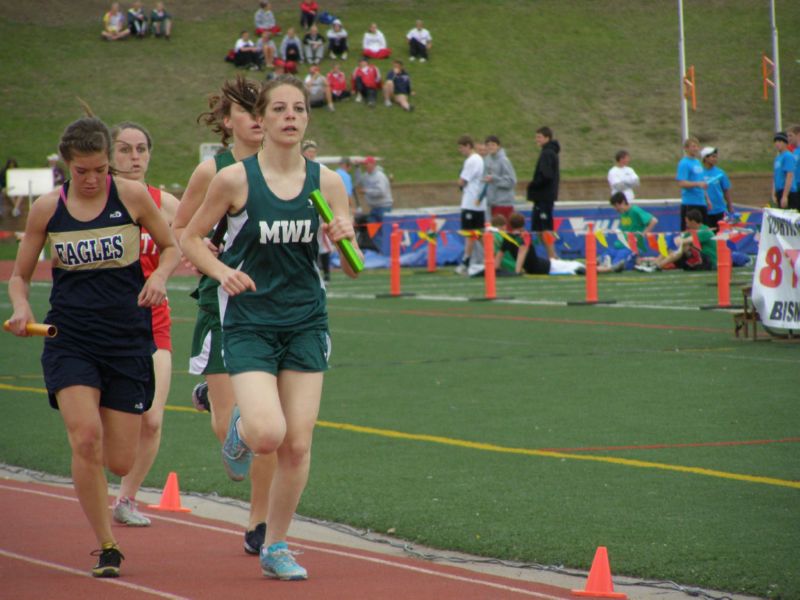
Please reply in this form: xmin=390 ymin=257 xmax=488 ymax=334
xmin=700 ymin=147 xmax=732 ymax=230
xmin=327 ymin=19 xmax=348 ymax=59
xmin=48 ymin=153 xmax=65 ymax=187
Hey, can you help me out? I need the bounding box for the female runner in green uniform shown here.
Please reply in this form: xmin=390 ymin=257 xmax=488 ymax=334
xmin=181 ymin=75 xmax=360 ymax=580
xmin=172 ymin=76 xmax=276 ymax=554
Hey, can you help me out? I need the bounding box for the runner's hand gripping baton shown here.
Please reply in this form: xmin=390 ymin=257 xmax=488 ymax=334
xmin=3 ymin=321 xmax=58 ymax=337
xmin=309 ymin=189 xmax=364 ymax=273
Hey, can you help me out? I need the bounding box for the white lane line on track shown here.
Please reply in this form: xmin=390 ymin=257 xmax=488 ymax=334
xmin=0 ymin=483 xmax=565 ymax=599
xmin=0 ymin=549 xmax=190 ymax=600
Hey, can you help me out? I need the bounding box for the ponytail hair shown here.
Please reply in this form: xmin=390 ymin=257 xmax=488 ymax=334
xmin=197 ymin=75 xmax=262 ymax=146
xmin=58 ymin=99 xmax=112 ymax=162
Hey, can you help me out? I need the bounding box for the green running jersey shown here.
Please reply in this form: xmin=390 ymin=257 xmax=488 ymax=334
xmin=220 ymin=154 xmax=327 ymax=331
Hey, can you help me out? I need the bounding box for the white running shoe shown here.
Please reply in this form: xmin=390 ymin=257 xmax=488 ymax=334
xmin=112 ymin=497 xmax=151 ymax=527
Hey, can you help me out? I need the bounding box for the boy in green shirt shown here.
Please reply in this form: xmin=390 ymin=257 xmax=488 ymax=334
xmin=651 ymin=208 xmax=717 ymax=271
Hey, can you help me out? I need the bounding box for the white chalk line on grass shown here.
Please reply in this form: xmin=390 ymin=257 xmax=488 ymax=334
xmin=0 ymin=484 xmax=564 ymax=599
xmin=0 ymin=548 xmax=190 ymax=600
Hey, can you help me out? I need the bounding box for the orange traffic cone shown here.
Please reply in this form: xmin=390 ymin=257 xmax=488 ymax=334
xmin=147 ymin=471 xmax=191 ymax=513
xmin=572 ymin=546 xmax=627 ymax=599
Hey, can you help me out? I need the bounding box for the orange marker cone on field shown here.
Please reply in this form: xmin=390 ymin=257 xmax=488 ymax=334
xmin=147 ymin=471 xmax=191 ymax=513
xmin=572 ymin=546 xmax=627 ymax=599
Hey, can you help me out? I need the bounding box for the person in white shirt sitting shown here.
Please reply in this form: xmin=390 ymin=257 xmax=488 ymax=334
xmin=362 ymin=23 xmax=391 ymax=59
xmin=406 ymin=19 xmax=432 ymax=62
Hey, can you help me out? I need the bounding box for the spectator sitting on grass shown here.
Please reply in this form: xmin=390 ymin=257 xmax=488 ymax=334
xmin=383 ymin=60 xmax=414 ymax=111
xmin=304 ymin=65 xmax=335 ymax=111
xmin=127 ymin=1 xmax=148 ymax=38
xmin=642 ymin=208 xmax=716 ymax=272
xmin=265 ymin=59 xmax=288 ymax=80
xmin=234 ymin=30 xmax=264 ymax=70
xmin=362 ymin=23 xmax=391 ymax=59
xmin=150 ymin=2 xmax=172 ymax=39
xmin=327 ymin=19 xmax=348 ymax=59
xmin=257 ymin=30 xmax=277 ymax=67
xmin=303 ymin=25 xmax=325 ymax=65
xmin=280 ymin=27 xmax=304 ymax=68
xmin=406 ymin=19 xmax=432 ymax=62
xmin=254 ymin=1 xmax=281 ymax=36
xmin=102 ymin=3 xmax=130 ymax=41
xmin=352 ymin=59 xmax=381 ymax=107
xmin=300 ymin=0 xmax=319 ymax=30
xmin=495 ymin=212 xmax=587 ymax=276
xmin=327 ymin=63 xmax=351 ymax=102
xmin=599 ymin=191 xmax=658 ymax=272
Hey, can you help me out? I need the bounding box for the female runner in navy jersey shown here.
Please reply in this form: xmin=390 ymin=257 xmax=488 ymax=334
xmin=6 ymin=116 xmax=179 ymax=578
xmin=181 ymin=75 xmax=360 ymax=581
xmin=109 ymin=122 xmax=180 ymax=527
xmin=172 ymin=76 xmax=277 ymax=555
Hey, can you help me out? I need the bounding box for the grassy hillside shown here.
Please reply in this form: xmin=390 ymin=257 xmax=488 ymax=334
xmin=1 ymin=0 xmax=798 ymax=188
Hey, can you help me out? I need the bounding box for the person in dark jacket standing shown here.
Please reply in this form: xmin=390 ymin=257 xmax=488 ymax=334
xmin=526 ymin=126 xmax=560 ymax=258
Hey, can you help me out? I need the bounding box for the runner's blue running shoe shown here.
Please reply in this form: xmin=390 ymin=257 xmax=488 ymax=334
xmin=260 ymin=542 xmax=308 ymax=580
xmin=221 ymin=406 xmax=251 ymax=482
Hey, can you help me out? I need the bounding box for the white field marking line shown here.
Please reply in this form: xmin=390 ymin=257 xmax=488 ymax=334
xmin=0 ymin=484 xmax=564 ymax=599
xmin=0 ymin=549 xmax=190 ymax=600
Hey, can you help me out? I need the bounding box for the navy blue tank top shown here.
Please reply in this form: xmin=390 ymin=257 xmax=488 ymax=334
xmin=44 ymin=177 xmax=154 ymax=356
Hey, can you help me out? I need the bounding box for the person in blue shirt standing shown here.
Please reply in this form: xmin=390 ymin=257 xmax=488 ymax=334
xmin=700 ymin=147 xmax=732 ymax=230
xmin=676 ymin=136 xmax=709 ymax=230
xmin=335 ymin=156 xmax=356 ymax=212
xmin=773 ymin=132 xmax=798 ymax=210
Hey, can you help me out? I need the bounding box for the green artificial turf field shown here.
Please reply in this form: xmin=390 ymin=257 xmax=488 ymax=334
xmin=2 ymin=269 xmax=798 ymax=598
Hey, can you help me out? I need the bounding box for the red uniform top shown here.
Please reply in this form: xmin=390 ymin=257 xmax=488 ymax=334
xmin=300 ymin=1 xmax=318 ymax=14
xmin=139 ymin=184 xmax=161 ymax=278
xmin=327 ymin=70 xmax=349 ymax=94
xmin=353 ymin=64 xmax=380 ymax=89
xmin=140 ymin=184 xmax=172 ymax=351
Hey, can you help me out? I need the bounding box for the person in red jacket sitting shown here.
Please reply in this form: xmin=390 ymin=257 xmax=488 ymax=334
xmin=327 ymin=63 xmax=351 ymax=102
xmin=300 ymin=1 xmax=318 ymax=30
xmin=351 ymin=58 xmax=381 ymax=107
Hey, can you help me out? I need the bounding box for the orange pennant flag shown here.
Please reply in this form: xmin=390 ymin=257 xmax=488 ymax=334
xmin=646 ymin=232 xmax=659 ymax=252
xmin=366 ymin=222 xmax=382 ymax=239
xmin=690 ymin=230 xmax=701 ymax=248
xmin=626 ymin=232 xmax=639 ymax=255
xmin=542 ymin=231 xmax=556 ymax=246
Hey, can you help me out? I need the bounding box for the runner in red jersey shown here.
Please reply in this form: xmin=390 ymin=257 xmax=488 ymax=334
xmin=109 ymin=122 xmax=179 ymax=527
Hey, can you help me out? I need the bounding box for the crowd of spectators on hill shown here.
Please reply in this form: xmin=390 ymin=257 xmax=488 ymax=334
xmin=101 ymin=2 xmax=172 ymax=40
xmin=80 ymin=2 xmax=800 ymax=274
xmin=220 ymin=3 xmax=432 ymax=114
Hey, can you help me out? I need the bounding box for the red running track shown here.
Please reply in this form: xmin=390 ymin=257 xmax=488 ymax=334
xmin=0 ymin=479 xmax=576 ymax=599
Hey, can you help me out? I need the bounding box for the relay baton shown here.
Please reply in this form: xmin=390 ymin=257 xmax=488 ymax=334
xmin=309 ymin=190 xmax=364 ymax=273
xmin=3 ymin=320 xmax=58 ymax=337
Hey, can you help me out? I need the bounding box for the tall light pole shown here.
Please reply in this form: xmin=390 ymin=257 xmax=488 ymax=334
xmin=769 ymin=0 xmax=782 ymax=132
xmin=678 ymin=0 xmax=689 ymax=141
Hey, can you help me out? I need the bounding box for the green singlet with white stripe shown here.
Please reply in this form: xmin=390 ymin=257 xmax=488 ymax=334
xmin=193 ymin=150 xmax=237 ymax=312
xmin=219 ymin=154 xmax=327 ymax=331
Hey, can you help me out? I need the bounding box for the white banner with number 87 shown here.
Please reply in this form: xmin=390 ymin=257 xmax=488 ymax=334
xmin=751 ymin=208 xmax=800 ymax=330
